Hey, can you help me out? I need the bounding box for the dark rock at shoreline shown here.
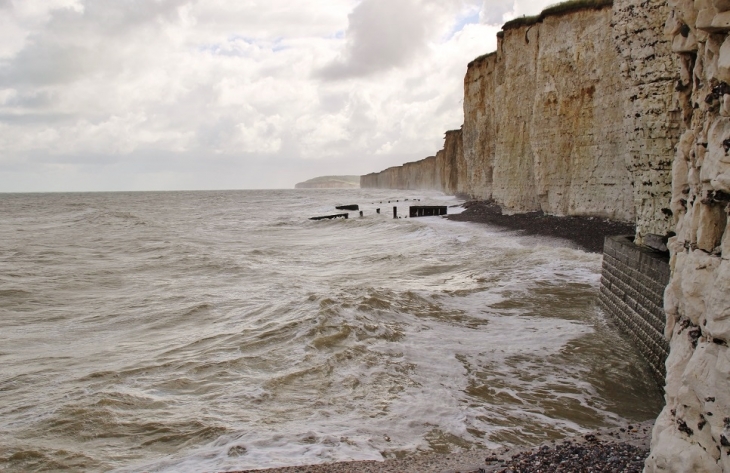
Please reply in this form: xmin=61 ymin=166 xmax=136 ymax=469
xmin=482 ymin=440 xmax=648 ymax=472
xmin=446 ymin=201 xmax=636 ymax=253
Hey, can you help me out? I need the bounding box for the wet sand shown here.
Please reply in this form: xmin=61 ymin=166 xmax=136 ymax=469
xmin=446 ymin=201 xmax=636 ymax=253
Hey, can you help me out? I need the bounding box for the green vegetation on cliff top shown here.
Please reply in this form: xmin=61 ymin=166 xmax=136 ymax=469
xmin=502 ymin=0 xmax=613 ymax=31
xmin=469 ymin=0 xmax=613 ymax=67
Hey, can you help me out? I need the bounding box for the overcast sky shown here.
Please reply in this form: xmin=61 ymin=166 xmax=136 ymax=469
xmin=0 ymin=0 xmax=557 ymax=192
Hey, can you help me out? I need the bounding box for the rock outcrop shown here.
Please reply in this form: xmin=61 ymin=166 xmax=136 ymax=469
xmin=644 ymin=2 xmax=730 ymax=471
xmin=295 ymin=176 xmax=360 ymax=189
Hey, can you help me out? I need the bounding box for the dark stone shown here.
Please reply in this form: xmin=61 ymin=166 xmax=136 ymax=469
xmin=643 ymin=233 xmax=669 ymax=253
xmin=689 ymin=328 xmax=702 ymax=348
xmin=677 ymin=419 xmax=694 ymax=436
xmin=712 ymin=190 xmax=730 ymax=203
xmin=310 ymin=213 xmax=349 ymax=221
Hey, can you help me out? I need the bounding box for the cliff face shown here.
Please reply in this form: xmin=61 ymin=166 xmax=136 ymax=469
xmin=644 ymin=2 xmax=730 ymax=471
xmin=360 ymin=129 xmax=465 ymax=192
xmin=362 ymin=3 xmax=679 ymax=239
xmin=613 ymin=0 xmax=681 ymax=243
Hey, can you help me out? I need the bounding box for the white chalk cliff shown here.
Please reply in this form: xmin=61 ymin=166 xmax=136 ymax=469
xmin=645 ymin=0 xmax=730 ymax=470
xmin=362 ymin=0 xmax=680 ymax=244
xmin=362 ymin=0 xmax=730 ymax=470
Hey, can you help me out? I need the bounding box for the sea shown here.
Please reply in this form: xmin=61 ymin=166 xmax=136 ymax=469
xmin=0 ymin=189 xmax=663 ymax=472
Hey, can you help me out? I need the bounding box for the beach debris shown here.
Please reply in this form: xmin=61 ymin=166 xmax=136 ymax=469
xmin=310 ymin=213 xmax=349 ymax=220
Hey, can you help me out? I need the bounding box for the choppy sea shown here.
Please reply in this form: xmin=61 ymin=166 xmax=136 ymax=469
xmin=0 ymin=189 xmax=662 ymax=472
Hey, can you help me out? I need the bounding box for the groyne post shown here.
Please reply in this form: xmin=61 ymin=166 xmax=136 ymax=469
xmin=393 ymin=207 xmax=397 ymax=219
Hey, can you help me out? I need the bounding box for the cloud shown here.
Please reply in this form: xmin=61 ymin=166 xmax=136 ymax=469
xmin=0 ymin=0 xmax=507 ymax=191
xmin=316 ymin=0 xmax=436 ymax=79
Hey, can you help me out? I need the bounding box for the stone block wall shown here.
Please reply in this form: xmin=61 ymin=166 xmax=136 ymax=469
xmin=598 ymin=235 xmax=671 ymax=386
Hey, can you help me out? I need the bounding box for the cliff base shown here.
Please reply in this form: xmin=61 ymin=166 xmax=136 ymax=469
xmin=447 ymin=201 xmax=635 ymax=253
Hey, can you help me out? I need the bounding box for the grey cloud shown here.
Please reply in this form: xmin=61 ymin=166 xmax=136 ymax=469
xmin=480 ymin=0 xmax=514 ymax=25
xmin=63 ymin=0 xmax=189 ymax=36
xmin=316 ymin=0 xmax=433 ymax=80
xmin=0 ymin=0 xmax=190 ymax=88
xmin=0 ymin=42 xmax=92 ymax=87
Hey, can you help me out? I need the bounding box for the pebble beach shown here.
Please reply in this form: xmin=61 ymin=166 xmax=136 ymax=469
xmin=231 ymin=421 xmax=654 ymax=473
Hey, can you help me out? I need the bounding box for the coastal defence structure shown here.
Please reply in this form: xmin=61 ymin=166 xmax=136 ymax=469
xmin=598 ymin=236 xmax=671 ymax=386
xmin=361 ymin=0 xmax=730 ymax=470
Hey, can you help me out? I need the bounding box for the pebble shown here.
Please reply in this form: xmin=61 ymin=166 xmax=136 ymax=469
xmin=483 ymin=440 xmax=648 ymax=473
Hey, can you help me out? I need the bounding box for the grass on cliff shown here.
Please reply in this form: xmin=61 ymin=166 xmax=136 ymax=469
xmin=468 ymin=51 xmax=497 ymax=67
xmin=502 ymin=0 xmax=613 ymax=31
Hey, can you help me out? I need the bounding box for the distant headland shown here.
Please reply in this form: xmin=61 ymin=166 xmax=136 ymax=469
xmin=294 ymin=175 xmax=360 ymax=189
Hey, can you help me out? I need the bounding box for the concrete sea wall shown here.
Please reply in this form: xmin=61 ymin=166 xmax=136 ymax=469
xmin=598 ymin=235 xmax=671 ymax=385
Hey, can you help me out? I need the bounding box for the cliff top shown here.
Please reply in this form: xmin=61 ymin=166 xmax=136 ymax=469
xmin=467 ymin=51 xmax=496 ymax=68
xmin=470 ymin=0 xmax=613 ymax=67
xmin=502 ymin=0 xmax=613 ymax=31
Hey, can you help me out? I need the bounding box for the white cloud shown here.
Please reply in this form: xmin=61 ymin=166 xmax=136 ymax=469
xmin=0 ymin=0 xmax=528 ymax=191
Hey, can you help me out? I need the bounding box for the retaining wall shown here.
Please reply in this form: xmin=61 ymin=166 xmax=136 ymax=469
xmin=598 ymin=235 xmax=670 ymax=386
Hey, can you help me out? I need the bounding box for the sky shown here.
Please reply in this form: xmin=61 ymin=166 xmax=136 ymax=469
xmin=0 ymin=0 xmax=558 ymax=192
